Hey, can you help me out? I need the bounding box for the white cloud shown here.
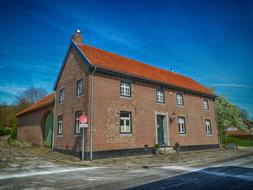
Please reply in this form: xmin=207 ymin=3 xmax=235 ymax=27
xmin=0 ymin=85 xmax=26 ymax=96
xmin=211 ymin=84 xmax=251 ymax=88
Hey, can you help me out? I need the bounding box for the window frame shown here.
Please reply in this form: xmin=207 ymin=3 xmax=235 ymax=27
xmin=119 ymin=111 xmax=132 ymax=134
xmin=59 ymin=88 xmax=64 ymax=103
xmin=156 ymin=89 xmax=165 ymax=103
xmin=76 ymin=79 xmax=83 ymax=96
xmin=205 ymin=119 xmax=212 ymax=134
xmin=178 ymin=116 xmax=186 ymax=134
xmin=120 ymin=81 xmax=131 ymax=97
xmin=74 ymin=111 xmax=82 ymax=135
xmin=176 ymin=93 xmax=184 ymax=106
xmin=203 ymin=99 xmax=209 ymax=110
xmin=57 ymin=114 xmax=63 ymax=135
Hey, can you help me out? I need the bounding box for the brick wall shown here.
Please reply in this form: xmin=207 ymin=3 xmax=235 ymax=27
xmin=54 ymin=47 xmax=90 ymax=153
xmin=17 ymin=105 xmax=53 ymax=146
xmin=91 ymin=73 xmax=218 ymax=151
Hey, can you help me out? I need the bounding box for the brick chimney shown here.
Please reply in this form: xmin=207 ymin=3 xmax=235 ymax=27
xmin=72 ymin=29 xmax=83 ymax=44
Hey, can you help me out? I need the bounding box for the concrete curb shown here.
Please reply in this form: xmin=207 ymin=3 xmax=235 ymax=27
xmin=36 ymin=150 xmax=253 ymax=170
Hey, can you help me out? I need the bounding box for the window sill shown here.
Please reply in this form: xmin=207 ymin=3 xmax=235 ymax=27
xmin=177 ymin=104 xmax=184 ymax=107
xmin=120 ymin=133 xmax=132 ymax=136
xmin=156 ymin=102 xmax=165 ymax=105
xmin=74 ymin=134 xmax=82 ymax=136
xmin=59 ymin=102 xmax=64 ymax=105
xmin=77 ymin=94 xmax=83 ymax=98
xmin=178 ymin=133 xmax=187 ymax=136
xmin=57 ymin=135 xmax=63 ymax=137
xmin=206 ymin=134 xmax=212 ymax=136
xmin=120 ymin=96 xmax=132 ymax=99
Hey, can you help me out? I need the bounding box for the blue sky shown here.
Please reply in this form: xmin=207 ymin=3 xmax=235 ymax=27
xmin=0 ymin=0 xmax=252 ymax=119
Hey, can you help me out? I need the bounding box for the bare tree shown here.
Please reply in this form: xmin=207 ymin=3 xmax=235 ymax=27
xmin=16 ymin=87 xmax=47 ymax=106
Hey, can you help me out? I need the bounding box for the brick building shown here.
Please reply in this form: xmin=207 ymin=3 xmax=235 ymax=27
xmin=17 ymin=30 xmax=219 ymax=160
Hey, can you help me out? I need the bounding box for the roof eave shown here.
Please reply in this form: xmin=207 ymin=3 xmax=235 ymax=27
xmin=53 ymin=40 xmax=94 ymax=90
xmin=57 ymin=42 xmax=216 ymax=99
xmin=16 ymin=100 xmax=55 ymax=117
xmin=90 ymin=65 xmax=216 ymax=99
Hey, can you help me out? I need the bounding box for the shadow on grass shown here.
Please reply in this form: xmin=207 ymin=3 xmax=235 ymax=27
xmin=128 ymin=166 xmax=253 ymax=190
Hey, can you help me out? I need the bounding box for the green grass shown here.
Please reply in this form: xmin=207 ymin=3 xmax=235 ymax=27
xmin=222 ymin=136 xmax=253 ymax=146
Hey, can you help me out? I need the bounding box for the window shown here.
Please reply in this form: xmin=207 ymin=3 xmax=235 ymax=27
xmin=75 ymin=111 xmax=82 ymax=135
xmin=205 ymin=119 xmax=212 ymax=134
xmin=156 ymin=90 xmax=165 ymax=103
xmin=57 ymin=115 xmax=63 ymax=135
xmin=120 ymin=111 xmax=132 ymax=134
xmin=203 ymin=99 xmax=209 ymax=110
xmin=176 ymin=93 xmax=184 ymax=106
xmin=178 ymin=117 xmax=186 ymax=134
xmin=120 ymin=81 xmax=131 ymax=97
xmin=59 ymin=88 xmax=64 ymax=103
xmin=76 ymin=79 xmax=83 ymax=96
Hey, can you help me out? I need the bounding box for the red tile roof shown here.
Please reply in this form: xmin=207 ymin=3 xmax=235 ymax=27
xmin=16 ymin=93 xmax=55 ymax=117
xmin=78 ymin=44 xmax=214 ymax=96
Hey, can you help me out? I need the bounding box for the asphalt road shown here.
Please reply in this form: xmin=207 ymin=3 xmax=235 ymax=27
xmin=0 ymin=154 xmax=253 ymax=190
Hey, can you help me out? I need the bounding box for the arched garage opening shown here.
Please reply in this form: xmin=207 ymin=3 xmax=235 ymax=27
xmin=43 ymin=111 xmax=54 ymax=148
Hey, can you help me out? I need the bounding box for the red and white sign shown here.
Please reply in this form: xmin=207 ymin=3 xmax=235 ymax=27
xmin=79 ymin=114 xmax=88 ymax=128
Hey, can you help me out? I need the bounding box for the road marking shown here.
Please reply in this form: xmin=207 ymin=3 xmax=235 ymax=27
xmin=161 ymin=165 xmax=253 ymax=182
xmin=0 ymin=167 xmax=103 ymax=180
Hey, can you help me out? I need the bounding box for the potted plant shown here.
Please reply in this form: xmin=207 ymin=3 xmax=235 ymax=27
xmin=174 ymin=142 xmax=180 ymax=153
xmin=154 ymin=143 xmax=160 ymax=155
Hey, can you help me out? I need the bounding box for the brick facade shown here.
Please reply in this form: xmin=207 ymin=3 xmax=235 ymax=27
xmin=91 ymin=73 xmax=218 ymax=152
xmin=52 ymin=45 xmax=218 ymax=155
xmin=54 ymin=46 xmax=90 ymax=153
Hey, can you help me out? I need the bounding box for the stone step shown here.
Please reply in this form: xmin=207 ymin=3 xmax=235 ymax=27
xmin=159 ymin=147 xmax=176 ymax=154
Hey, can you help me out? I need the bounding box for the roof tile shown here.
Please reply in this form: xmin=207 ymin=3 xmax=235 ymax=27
xmin=16 ymin=93 xmax=55 ymax=117
xmin=78 ymin=44 xmax=213 ymax=96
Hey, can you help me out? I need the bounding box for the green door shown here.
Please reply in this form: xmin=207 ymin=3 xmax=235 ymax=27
xmin=157 ymin=115 xmax=165 ymax=145
xmin=43 ymin=112 xmax=54 ymax=147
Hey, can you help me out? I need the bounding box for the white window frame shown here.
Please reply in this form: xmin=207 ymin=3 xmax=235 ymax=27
xmin=120 ymin=111 xmax=132 ymax=134
xmin=59 ymin=88 xmax=64 ymax=103
xmin=156 ymin=90 xmax=165 ymax=103
xmin=75 ymin=111 xmax=82 ymax=135
xmin=178 ymin=117 xmax=186 ymax=134
xmin=203 ymin=99 xmax=209 ymax=110
xmin=176 ymin=93 xmax=184 ymax=106
xmin=76 ymin=79 xmax=83 ymax=96
xmin=205 ymin=119 xmax=212 ymax=134
xmin=120 ymin=81 xmax=131 ymax=97
xmin=57 ymin=115 xmax=63 ymax=135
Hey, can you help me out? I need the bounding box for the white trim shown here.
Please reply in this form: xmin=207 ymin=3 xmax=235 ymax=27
xmin=120 ymin=81 xmax=131 ymax=97
xmin=120 ymin=96 xmax=132 ymax=100
xmin=178 ymin=134 xmax=187 ymax=136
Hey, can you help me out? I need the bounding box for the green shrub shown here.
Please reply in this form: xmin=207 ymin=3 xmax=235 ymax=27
xmin=7 ymin=121 xmax=17 ymax=144
xmin=10 ymin=122 xmax=17 ymax=140
xmin=222 ymin=136 xmax=253 ymax=146
xmin=0 ymin=127 xmax=11 ymax=136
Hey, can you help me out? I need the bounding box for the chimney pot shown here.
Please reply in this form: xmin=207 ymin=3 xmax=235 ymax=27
xmin=72 ymin=29 xmax=83 ymax=44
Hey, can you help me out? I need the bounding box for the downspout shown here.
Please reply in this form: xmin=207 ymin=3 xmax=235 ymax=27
xmin=214 ymin=98 xmax=221 ymax=148
xmin=90 ymin=66 xmax=96 ymax=161
xmin=52 ymin=91 xmax=56 ymax=150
